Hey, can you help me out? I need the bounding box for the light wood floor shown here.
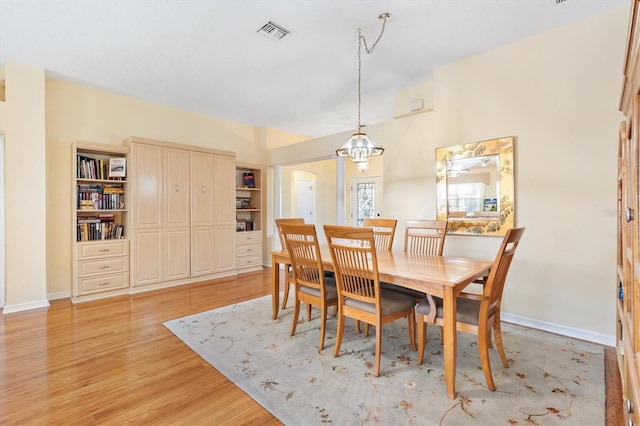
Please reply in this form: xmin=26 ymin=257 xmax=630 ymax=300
xmin=0 ymin=268 xmax=622 ymax=424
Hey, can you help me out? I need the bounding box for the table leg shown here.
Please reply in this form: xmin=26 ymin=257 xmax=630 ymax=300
xmin=443 ymin=286 xmax=457 ymax=399
xmin=271 ymin=254 xmax=280 ymax=320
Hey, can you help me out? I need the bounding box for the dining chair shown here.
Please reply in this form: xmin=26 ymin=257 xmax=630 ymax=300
xmin=415 ymin=226 xmax=525 ymax=391
xmin=281 ymin=223 xmax=338 ymax=351
xmin=404 ymin=219 xmax=448 ymax=255
xmin=362 ymin=218 xmax=397 ymax=251
xmin=275 ymin=217 xmax=305 ymax=309
xmin=324 ymin=224 xmax=417 ymax=377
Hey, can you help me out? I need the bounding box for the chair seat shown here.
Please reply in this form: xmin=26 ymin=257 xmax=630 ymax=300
xmin=380 ymin=282 xmax=426 ymax=300
xmin=416 ymin=295 xmax=491 ymax=326
xmin=345 ymin=289 xmax=416 ymax=315
xmin=299 ymin=277 xmax=338 ymax=300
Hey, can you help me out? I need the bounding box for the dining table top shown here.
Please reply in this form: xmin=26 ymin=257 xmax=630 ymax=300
xmin=271 ymin=246 xmax=492 ymax=298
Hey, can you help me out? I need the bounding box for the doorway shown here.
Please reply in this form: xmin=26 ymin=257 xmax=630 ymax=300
xmin=350 ymin=175 xmax=382 ymax=226
xmin=292 ymin=172 xmax=316 ymax=224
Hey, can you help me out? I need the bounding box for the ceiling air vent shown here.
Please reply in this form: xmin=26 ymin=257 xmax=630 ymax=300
xmin=257 ymin=21 xmax=290 ymax=40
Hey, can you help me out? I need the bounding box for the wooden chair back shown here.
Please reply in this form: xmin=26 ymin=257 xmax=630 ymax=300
xmin=280 ymin=223 xmax=324 ymax=292
xmin=361 ymin=218 xmax=397 ymax=251
xmin=324 ymin=225 xmax=379 ymax=305
xmin=482 ymin=226 xmax=526 ymax=312
xmin=275 ymin=218 xmax=305 ymax=250
xmin=404 ymin=219 xmax=448 ymax=255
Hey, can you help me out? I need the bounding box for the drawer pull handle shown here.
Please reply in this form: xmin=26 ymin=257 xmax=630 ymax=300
xmin=627 ymin=399 xmax=634 ymax=414
xmin=99 ymin=265 xmax=110 ymax=269
xmin=176 ymin=184 xmax=180 ymax=192
xmin=202 ymin=185 xmax=206 ymax=193
xmin=99 ymin=249 xmax=110 ymax=252
xmin=246 ymin=249 xmax=253 ymax=252
xmin=98 ymin=282 xmax=111 ymax=286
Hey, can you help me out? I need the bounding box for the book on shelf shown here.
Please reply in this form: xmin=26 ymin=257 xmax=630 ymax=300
xmin=242 ymin=172 xmax=255 ymax=188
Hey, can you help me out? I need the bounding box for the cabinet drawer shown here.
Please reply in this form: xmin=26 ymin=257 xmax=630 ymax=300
xmin=237 ymin=243 xmax=261 ymax=257
xmin=77 ymin=272 xmax=129 ymax=294
xmin=77 ymin=256 xmax=129 ymax=277
xmin=77 ymin=240 xmax=129 ymax=259
xmin=237 ymin=231 xmax=261 ymax=244
xmin=237 ymin=254 xmax=261 ymax=268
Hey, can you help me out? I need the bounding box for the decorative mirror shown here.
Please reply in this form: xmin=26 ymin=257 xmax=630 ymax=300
xmin=436 ymin=136 xmax=515 ymax=236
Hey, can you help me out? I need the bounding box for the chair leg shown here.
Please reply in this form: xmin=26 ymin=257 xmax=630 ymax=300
xmin=290 ymin=297 xmax=300 ymax=336
xmin=478 ymin=323 xmax=496 ymax=391
xmin=374 ymin=322 xmax=382 ymax=377
xmin=306 ymin=303 xmax=312 ymax=321
xmin=281 ymin=266 xmax=291 ymax=309
xmin=355 ymin=319 xmax=361 ymax=334
xmin=493 ymin=317 xmax=508 ymax=368
xmin=407 ymin=311 xmax=417 ymax=351
xmin=417 ymin=314 xmax=427 ymax=364
xmin=333 ymin=310 xmax=345 ymax=358
xmin=318 ymin=305 xmax=328 ymax=351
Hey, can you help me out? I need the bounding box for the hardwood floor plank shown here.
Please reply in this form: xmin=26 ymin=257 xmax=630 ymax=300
xmin=0 ymin=267 xmax=621 ymax=424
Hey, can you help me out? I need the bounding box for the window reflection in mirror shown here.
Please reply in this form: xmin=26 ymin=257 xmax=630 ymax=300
xmin=436 ymin=137 xmax=514 ymax=236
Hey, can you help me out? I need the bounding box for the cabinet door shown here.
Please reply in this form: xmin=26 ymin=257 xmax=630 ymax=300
xmin=214 ymin=155 xmax=236 ymax=226
xmin=191 ymin=151 xmax=215 ymax=227
xmin=132 ymin=229 xmax=162 ymax=286
xmin=191 ymin=226 xmax=215 ymax=276
xmin=164 ymin=227 xmax=190 ymax=281
xmin=131 ymin=144 xmax=162 ymax=228
xmin=215 ymin=225 xmax=236 ymax=272
xmin=163 ymin=148 xmax=190 ymax=228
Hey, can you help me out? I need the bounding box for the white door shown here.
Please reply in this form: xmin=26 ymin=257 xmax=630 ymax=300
xmin=294 ymin=177 xmax=316 ymax=224
xmin=350 ymin=176 xmax=382 ymax=226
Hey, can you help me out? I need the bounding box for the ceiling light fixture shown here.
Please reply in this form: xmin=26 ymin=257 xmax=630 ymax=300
xmin=336 ymin=12 xmax=391 ymax=173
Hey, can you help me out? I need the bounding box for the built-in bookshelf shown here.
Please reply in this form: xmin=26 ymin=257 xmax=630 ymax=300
xmin=72 ymin=141 xmax=130 ymax=302
xmin=235 ymin=163 xmax=263 ymax=273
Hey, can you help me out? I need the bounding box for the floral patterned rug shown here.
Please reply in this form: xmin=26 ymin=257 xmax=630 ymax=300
xmin=164 ymin=295 xmax=604 ymax=425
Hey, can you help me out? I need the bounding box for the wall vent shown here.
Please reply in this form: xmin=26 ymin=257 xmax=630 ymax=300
xmin=257 ymin=21 xmax=290 ymax=40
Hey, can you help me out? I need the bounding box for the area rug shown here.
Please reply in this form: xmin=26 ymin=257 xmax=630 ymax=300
xmin=163 ymin=295 xmax=604 ymax=425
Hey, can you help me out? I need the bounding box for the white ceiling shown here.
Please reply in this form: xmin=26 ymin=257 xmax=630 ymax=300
xmin=0 ymin=0 xmax=629 ymax=139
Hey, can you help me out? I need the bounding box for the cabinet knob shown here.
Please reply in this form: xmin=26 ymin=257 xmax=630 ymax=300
xmin=176 ymin=184 xmax=180 ymax=192
xmin=202 ymin=185 xmax=206 ymax=193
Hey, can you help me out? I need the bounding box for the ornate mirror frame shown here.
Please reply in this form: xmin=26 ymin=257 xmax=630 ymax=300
xmin=436 ymin=136 xmax=515 ymax=236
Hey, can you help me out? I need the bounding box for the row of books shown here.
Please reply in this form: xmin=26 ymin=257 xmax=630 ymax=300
xmin=77 ymin=183 xmax=125 ymax=210
xmin=76 ymin=216 xmax=124 ymax=241
xmin=77 ymin=155 xmax=125 ymax=180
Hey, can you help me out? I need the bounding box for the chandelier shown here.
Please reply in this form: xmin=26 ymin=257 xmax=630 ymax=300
xmin=335 ymin=12 xmax=391 ymax=173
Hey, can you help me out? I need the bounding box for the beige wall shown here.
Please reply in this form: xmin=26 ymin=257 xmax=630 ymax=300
xmin=270 ymin=5 xmax=628 ymax=342
xmin=1 ymin=62 xmax=48 ymax=310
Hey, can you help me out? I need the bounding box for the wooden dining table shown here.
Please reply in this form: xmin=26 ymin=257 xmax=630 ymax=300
xmin=270 ymin=246 xmax=492 ymax=399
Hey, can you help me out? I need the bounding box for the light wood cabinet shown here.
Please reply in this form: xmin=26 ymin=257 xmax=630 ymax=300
xmin=163 ymin=148 xmax=190 ymax=228
xmin=72 ymin=141 xmax=130 ymax=303
xmin=126 ymin=136 xmax=237 ymax=290
xmin=131 ymin=143 xmax=162 ymax=229
xmin=618 ymin=2 xmax=640 ymax=424
xmin=235 ymin=163 xmax=264 ymax=273
xmin=191 ymin=151 xmax=215 ymax=227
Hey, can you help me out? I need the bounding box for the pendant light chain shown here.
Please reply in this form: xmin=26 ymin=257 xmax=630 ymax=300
xmin=357 ymin=13 xmax=390 ymax=132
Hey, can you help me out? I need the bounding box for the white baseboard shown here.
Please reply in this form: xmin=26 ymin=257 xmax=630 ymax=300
xmin=501 ymin=312 xmax=616 ymax=347
xmin=3 ymin=299 xmax=50 ymax=314
xmin=48 ymin=291 xmax=71 ymax=301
